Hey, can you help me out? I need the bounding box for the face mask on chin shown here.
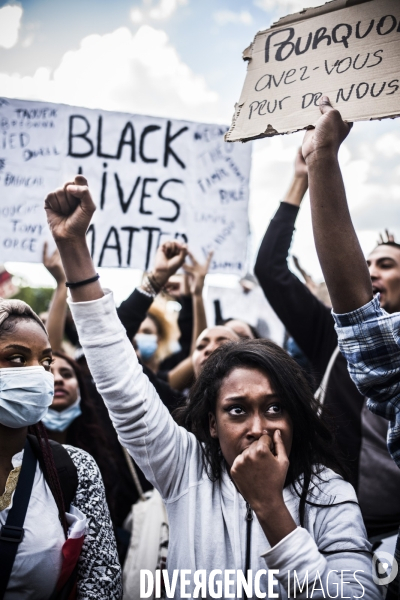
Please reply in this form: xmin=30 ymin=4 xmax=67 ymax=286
xmin=42 ymin=395 xmax=82 ymax=432
xmin=0 ymin=366 xmax=54 ymax=428
xmin=135 ymin=333 xmax=158 ymax=362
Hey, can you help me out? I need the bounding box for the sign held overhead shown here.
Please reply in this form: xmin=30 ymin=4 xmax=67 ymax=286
xmin=225 ymin=0 xmax=400 ymax=142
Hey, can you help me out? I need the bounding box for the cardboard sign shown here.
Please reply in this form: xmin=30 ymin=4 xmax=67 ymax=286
xmin=225 ymin=0 xmax=400 ymax=141
xmin=0 ymin=98 xmax=251 ymax=274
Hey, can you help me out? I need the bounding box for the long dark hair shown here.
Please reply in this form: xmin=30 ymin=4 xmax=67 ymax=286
xmin=50 ymin=351 xmax=119 ymax=522
xmin=175 ymin=339 xmax=347 ymax=526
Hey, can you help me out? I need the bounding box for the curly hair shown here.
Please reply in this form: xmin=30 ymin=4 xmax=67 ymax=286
xmin=175 ymin=338 xmax=347 ymax=526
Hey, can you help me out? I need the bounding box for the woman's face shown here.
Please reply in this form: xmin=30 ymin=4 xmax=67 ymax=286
xmin=51 ymin=356 xmax=79 ymax=412
xmin=138 ymin=316 xmax=159 ymax=339
xmin=0 ymin=319 xmax=52 ymax=371
xmin=192 ymin=326 xmax=239 ymax=378
xmin=209 ymin=367 xmax=293 ymax=469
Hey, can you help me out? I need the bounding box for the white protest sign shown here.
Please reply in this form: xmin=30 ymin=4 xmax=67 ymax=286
xmin=226 ymin=0 xmax=400 ymax=141
xmin=0 ymin=98 xmax=251 ymax=274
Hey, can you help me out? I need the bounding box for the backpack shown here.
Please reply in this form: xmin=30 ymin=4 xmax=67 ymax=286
xmin=28 ymin=435 xmax=79 ymax=600
xmin=27 ymin=435 xmax=78 ymax=511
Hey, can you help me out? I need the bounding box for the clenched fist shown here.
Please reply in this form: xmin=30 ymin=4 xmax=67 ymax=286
xmin=44 ymin=175 xmax=96 ymax=244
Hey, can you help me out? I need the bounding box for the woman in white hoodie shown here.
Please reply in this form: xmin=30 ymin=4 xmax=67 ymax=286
xmin=44 ymin=175 xmax=382 ymax=599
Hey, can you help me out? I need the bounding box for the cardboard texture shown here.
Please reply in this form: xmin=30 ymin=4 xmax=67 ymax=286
xmin=225 ymin=0 xmax=400 ymax=141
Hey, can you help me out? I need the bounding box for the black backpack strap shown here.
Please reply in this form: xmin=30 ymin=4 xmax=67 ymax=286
xmin=0 ymin=439 xmax=37 ymax=599
xmin=27 ymin=435 xmax=78 ymax=510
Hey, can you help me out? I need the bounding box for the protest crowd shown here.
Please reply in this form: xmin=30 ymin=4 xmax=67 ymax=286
xmin=2 ymin=10 xmax=400 ymax=600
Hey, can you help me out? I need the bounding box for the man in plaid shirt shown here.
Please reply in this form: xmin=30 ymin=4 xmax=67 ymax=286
xmin=303 ymin=95 xmax=400 ymax=599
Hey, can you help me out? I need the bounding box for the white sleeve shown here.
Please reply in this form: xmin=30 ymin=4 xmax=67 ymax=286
xmin=69 ymin=291 xmax=201 ymax=500
xmin=262 ymin=502 xmax=381 ymax=599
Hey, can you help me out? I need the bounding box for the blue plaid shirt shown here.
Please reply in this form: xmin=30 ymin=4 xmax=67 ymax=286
xmin=333 ymin=294 xmax=400 ymax=599
xmin=333 ymin=294 xmax=400 ymax=467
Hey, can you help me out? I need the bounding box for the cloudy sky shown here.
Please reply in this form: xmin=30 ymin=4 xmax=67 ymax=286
xmin=1 ymin=0 xmax=399 ymax=299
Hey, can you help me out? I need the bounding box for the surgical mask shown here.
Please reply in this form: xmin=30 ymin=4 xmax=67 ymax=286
xmin=135 ymin=333 xmax=158 ymax=361
xmin=0 ymin=366 xmax=54 ymax=428
xmin=42 ymin=395 xmax=82 ymax=432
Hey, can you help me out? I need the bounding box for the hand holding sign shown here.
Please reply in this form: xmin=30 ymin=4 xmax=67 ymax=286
xmin=44 ymin=175 xmax=96 ymax=244
xmin=302 ymin=96 xmax=352 ymax=165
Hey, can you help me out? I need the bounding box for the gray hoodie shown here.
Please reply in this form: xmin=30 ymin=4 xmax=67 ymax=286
xmin=70 ymin=291 xmax=381 ymax=599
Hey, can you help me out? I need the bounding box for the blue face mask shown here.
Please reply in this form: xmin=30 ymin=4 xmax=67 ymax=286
xmin=42 ymin=395 xmax=82 ymax=432
xmin=0 ymin=366 xmax=54 ymax=428
xmin=135 ymin=333 xmax=158 ymax=361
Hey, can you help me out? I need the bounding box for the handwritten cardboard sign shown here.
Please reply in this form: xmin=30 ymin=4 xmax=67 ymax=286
xmin=225 ymin=0 xmax=400 ymax=141
xmin=0 ymin=98 xmax=251 ymax=274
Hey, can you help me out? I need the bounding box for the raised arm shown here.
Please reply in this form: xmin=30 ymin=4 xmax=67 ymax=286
xmin=117 ymin=241 xmax=188 ymax=342
xmin=44 ymin=176 xmax=197 ymax=499
xmin=302 ymin=97 xmax=373 ymax=314
xmin=254 ymin=151 xmax=337 ymax=368
xmin=44 ymin=176 xmax=104 ymax=304
xmin=43 ymin=243 xmax=68 ymax=352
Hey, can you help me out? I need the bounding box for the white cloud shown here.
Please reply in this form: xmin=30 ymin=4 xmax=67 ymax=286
xmin=130 ymin=7 xmax=144 ymax=23
xmin=130 ymin=0 xmax=187 ymax=23
xmin=149 ymin=0 xmax=187 ymax=20
xmin=213 ymin=10 xmax=253 ymax=26
xmin=0 ymin=25 xmax=223 ymax=121
xmin=255 ymin=0 xmax=326 ymax=18
xmin=0 ymin=4 xmax=23 ymax=49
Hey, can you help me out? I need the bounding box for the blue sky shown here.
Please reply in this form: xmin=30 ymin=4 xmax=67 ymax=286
xmin=1 ymin=0 xmax=400 ymax=298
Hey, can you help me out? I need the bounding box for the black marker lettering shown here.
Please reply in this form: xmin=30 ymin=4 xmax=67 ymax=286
xmin=295 ymin=32 xmax=312 ymax=55
xmin=356 ymin=19 xmax=374 ymax=39
xmin=100 ymin=163 xmax=108 ymax=210
xmin=377 ymin=15 xmax=397 ymax=35
xmin=356 ymin=82 xmax=369 ymax=99
xmin=387 ymin=79 xmax=399 ymax=95
xmin=139 ymin=125 xmax=161 ymax=163
xmin=158 ymin=178 xmax=183 ymax=222
xmin=97 ymin=116 xmax=117 ymax=159
xmin=284 ymin=69 xmax=296 ymax=84
xmin=336 ymin=85 xmax=354 ymax=102
xmin=299 ymin=66 xmax=310 ymax=81
xmin=265 ymin=28 xmax=295 ymax=63
xmin=312 ymin=27 xmax=331 ymax=50
xmin=337 ymin=57 xmax=352 ymax=74
xmin=68 ymin=115 xmax=94 ymax=158
xmin=139 ymin=178 xmax=157 ymax=215
xmin=332 ymin=24 xmax=352 ymax=48
xmin=142 ymin=227 xmax=161 ymax=270
xmin=121 ymin=226 xmax=140 ymax=266
xmin=98 ymin=226 xmax=122 ymax=267
xmin=258 ymin=100 xmax=267 ymax=116
xmin=353 ymin=53 xmax=370 ymax=70
xmin=279 ymin=96 xmax=291 ymax=109
xmin=267 ymin=100 xmax=278 ymax=113
xmin=370 ymin=82 xmax=386 ymax=97
xmin=163 ymin=121 xmax=188 ymax=169
xmin=249 ymin=101 xmax=260 ymax=119
xmin=116 ymin=122 xmax=135 ymax=162
xmin=367 ymin=49 xmax=383 ymax=68
xmin=114 ymin=174 xmax=141 ymax=214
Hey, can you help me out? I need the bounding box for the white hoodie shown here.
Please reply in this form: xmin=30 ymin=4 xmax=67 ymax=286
xmin=69 ymin=291 xmax=381 ymax=599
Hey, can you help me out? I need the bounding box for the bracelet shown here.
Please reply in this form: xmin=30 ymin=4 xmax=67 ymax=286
xmin=65 ymin=274 xmax=100 ymax=288
xmin=147 ymin=273 xmax=163 ymax=294
xmin=139 ymin=274 xmax=158 ymax=298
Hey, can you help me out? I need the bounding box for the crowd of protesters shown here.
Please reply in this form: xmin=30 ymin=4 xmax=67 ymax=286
xmin=1 ymin=97 xmax=400 ymax=600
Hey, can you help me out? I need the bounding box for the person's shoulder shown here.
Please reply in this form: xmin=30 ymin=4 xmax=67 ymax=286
xmin=63 ymin=445 xmax=101 ymax=481
xmin=308 ymin=466 xmax=357 ymax=504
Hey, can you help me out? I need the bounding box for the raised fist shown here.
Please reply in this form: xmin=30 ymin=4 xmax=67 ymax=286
xmin=44 ymin=175 xmax=96 ymax=243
